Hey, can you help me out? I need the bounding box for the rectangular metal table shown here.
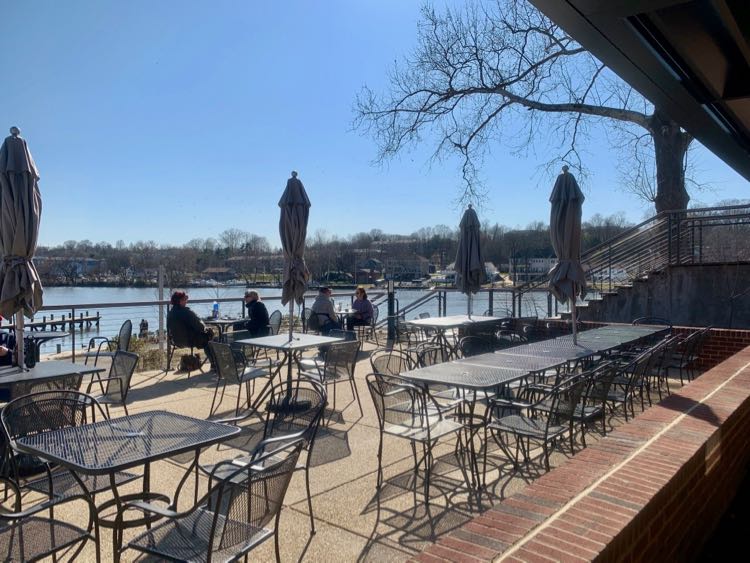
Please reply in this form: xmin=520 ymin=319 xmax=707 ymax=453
xmin=16 ymin=410 xmax=240 ymax=562
xmin=236 ymin=333 xmax=344 ymax=412
xmin=0 ymin=360 xmax=105 ymax=399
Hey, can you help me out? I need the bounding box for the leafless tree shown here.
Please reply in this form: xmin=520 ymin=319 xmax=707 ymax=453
xmin=354 ymin=0 xmax=693 ymax=212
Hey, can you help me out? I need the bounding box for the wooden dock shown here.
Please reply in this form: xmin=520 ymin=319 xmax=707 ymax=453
xmin=1 ymin=312 xmax=101 ymax=332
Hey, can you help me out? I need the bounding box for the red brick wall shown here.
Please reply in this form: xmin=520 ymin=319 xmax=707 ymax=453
xmin=414 ymin=344 xmax=750 ymax=562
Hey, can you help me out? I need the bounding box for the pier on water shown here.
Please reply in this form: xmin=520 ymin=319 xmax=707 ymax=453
xmin=1 ymin=312 xmax=101 ymax=332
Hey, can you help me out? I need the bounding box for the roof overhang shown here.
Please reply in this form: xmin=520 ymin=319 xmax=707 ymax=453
xmin=530 ymin=0 xmax=750 ymax=182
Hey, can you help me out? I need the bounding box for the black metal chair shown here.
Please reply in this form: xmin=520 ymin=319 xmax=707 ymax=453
xmin=85 ymin=350 xmax=139 ymax=417
xmin=214 ymin=379 xmax=327 ymax=535
xmin=302 ymin=307 xmax=314 ymax=333
xmin=457 ymin=335 xmax=494 ymax=358
xmin=166 ymin=331 xmax=209 ymax=378
xmin=124 ymin=436 xmax=304 ymax=563
xmin=370 ymin=349 xmax=414 ymax=376
xmin=356 ymin=304 xmax=379 ymax=344
xmin=208 ymin=341 xmax=271 ymax=418
xmin=83 ymin=319 xmax=132 ymax=366
xmin=268 ymin=310 xmax=283 ymax=336
xmin=0 ymin=475 xmax=98 ymax=562
xmin=664 ymin=327 xmax=711 ymax=384
xmin=0 ymin=390 xmax=138 ymax=501
xmin=300 ymin=340 xmax=362 ymax=424
xmin=485 ymin=372 xmax=587 ymax=473
xmin=366 ymin=373 xmax=465 ymax=503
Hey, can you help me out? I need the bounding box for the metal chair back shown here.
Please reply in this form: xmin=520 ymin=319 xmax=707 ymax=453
xmin=370 ymin=349 xmax=413 ymax=376
xmin=302 ymin=307 xmax=314 ymax=333
xmin=457 ymin=336 xmax=493 ymax=357
xmin=118 ymin=319 xmax=133 ymax=351
xmin=415 ymin=343 xmax=448 ymax=367
xmin=321 ymin=341 xmax=360 ymax=382
xmin=209 ymin=341 xmax=242 ymax=385
xmin=268 ymin=310 xmax=283 ymax=335
xmin=366 ymin=373 xmax=427 ymax=430
xmin=181 ymin=437 xmax=303 ymax=560
xmin=104 ymin=350 xmax=139 ymax=404
xmin=14 ymin=373 xmax=83 ymax=398
xmin=264 ymin=380 xmax=327 ymax=447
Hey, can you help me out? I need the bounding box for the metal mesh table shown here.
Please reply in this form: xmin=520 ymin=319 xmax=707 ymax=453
xmin=18 ymin=411 xmax=239 ymax=474
xmin=0 ymin=360 xmax=105 ymax=400
xmin=16 ymin=410 xmax=240 ymax=562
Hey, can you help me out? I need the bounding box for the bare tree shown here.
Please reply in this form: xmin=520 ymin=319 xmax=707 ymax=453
xmin=354 ymin=0 xmax=692 ymax=212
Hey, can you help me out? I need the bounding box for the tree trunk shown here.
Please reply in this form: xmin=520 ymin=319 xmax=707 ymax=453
xmin=650 ymin=109 xmax=691 ymax=212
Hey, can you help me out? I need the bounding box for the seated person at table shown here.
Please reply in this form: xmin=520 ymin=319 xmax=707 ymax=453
xmin=167 ymin=291 xmax=215 ymax=364
xmin=0 ymin=330 xmax=16 ymax=367
xmin=347 ymin=287 xmax=374 ymax=331
xmin=241 ymin=290 xmax=270 ymax=337
xmin=311 ymin=287 xmax=340 ymax=335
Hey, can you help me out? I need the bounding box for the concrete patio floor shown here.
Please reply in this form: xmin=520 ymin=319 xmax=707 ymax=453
xmin=18 ymin=340 xmax=654 ymax=562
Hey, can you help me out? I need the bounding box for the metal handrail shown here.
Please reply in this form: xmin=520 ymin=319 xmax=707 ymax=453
xmin=514 ymin=203 xmax=750 ymax=300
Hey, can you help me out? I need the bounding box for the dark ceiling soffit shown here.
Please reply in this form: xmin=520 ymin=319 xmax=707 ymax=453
xmin=530 ymin=0 xmax=750 ymax=183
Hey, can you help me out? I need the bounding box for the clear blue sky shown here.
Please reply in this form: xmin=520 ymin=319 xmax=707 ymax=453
xmin=2 ymin=0 xmax=747 ymax=249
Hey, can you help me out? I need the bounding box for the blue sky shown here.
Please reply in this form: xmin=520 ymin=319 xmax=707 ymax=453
xmin=2 ymin=0 xmax=747 ymax=248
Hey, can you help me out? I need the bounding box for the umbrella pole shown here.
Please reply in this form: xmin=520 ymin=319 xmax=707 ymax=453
xmin=16 ymin=314 xmax=24 ymax=370
xmin=468 ymin=294 xmax=472 ymax=318
xmin=571 ymin=300 xmax=578 ymax=345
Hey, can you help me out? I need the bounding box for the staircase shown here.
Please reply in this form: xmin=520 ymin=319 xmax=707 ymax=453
xmin=513 ymin=203 xmax=750 ymax=324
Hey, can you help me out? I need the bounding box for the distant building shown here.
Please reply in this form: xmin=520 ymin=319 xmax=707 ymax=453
xmin=201 ymin=267 xmax=236 ymax=282
xmin=509 ymin=257 xmax=557 ymax=283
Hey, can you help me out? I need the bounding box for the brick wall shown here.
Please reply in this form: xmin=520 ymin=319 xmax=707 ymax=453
xmin=414 ymin=343 xmax=750 ymax=562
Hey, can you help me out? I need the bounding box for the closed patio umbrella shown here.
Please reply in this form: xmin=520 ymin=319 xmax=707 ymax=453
xmin=548 ymin=166 xmax=586 ymax=344
xmin=0 ymin=127 xmax=44 ymax=369
xmin=278 ymin=170 xmax=311 ymax=339
xmin=454 ymin=204 xmax=484 ymax=317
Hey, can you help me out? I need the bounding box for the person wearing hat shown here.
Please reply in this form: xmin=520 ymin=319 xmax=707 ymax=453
xmin=311 ymin=286 xmax=340 ymax=335
xmin=242 ymin=290 xmax=270 ymax=337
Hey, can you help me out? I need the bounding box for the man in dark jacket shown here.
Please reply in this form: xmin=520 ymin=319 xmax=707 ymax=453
xmin=242 ymin=290 xmax=270 ymax=337
xmin=167 ymin=291 xmax=214 ymax=365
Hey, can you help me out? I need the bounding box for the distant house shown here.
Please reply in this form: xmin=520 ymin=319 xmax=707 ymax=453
xmin=383 ymin=255 xmax=430 ymax=281
xmin=509 ymin=257 xmax=556 ymax=283
xmin=201 ymin=267 xmax=236 ymax=282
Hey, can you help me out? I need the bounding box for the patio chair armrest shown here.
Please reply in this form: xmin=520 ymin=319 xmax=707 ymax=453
xmin=86 ymin=336 xmax=112 ymax=351
xmin=0 ymin=493 xmax=92 ymax=521
xmin=214 ymin=411 xmax=255 ymax=425
xmin=123 ymin=500 xmax=179 ymax=520
xmin=488 ymin=397 xmax=534 ymax=409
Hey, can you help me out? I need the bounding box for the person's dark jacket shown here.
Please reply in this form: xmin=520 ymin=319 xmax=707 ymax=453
xmin=244 ymin=300 xmax=270 ymax=337
xmin=0 ymin=331 xmax=15 ymax=366
xmin=167 ymin=305 xmax=211 ymax=348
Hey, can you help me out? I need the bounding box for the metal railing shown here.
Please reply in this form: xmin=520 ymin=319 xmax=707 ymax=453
xmin=514 ymin=203 xmax=750 ymax=304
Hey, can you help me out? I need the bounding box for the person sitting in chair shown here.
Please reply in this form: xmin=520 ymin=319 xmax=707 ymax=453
xmin=167 ymin=291 xmax=215 ymax=367
xmin=311 ymin=287 xmax=340 ymax=335
xmin=347 ymin=287 xmax=374 ymax=331
xmin=0 ymin=329 xmax=15 ymax=367
xmin=242 ymin=290 xmax=270 ymax=337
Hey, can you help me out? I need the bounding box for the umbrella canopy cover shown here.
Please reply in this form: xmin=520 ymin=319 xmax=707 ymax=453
xmin=548 ymin=167 xmax=586 ymax=304
xmin=0 ymin=129 xmax=43 ymax=319
xmin=278 ymin=171 xmax=311 ymax=306
xmin=454 ymin=204 xmax=484 ymax=295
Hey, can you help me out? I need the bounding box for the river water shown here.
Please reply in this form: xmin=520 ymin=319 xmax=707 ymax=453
xmin=23 ymin=285 xmax=563 ymax=354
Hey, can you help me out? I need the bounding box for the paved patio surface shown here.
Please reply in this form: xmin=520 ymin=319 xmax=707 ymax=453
xmin=17 ymin=339 xmax=650 ymax=562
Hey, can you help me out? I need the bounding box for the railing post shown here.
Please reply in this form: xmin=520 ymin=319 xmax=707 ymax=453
xmin=547 ymin=291 xmax=552 ymax=318
xmin=668 ymin=213 xmax=674 ymax=265
xmin=488 ymin=288 xmax=494 ymax=316
xmin=70 ymin=307 xmax=76 ymax=363
xmin=699 ymin=219 xmax=703 ymax=263
xmin=676 ymin=212 xmax=682 ymax=264
xmin=608 ymin=244 xmax=612 ymax=292
xmin=387 ymin=281 xmax=396 ymax=341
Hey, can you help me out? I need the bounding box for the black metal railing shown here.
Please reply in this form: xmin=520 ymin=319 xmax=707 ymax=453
xmin=514 ymin=203 xmax=750 ymax=304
